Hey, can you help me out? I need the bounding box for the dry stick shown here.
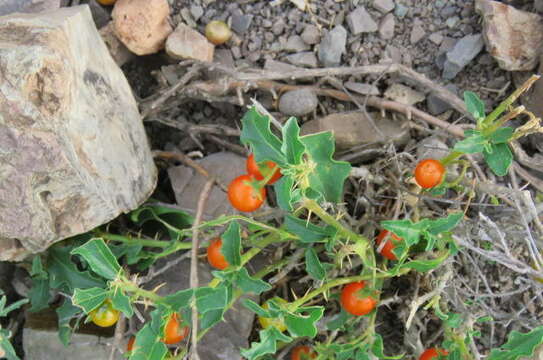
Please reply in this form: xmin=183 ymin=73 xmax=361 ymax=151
xmin=108 ymin=314 xmax=126 ymax=360
xmin=153 ymin=150 xmax=228 ymax=192
xmin=141 ymin=62 xmax=200 ymax=119
xmin=189 ymin=179 xmax=214 ymax=360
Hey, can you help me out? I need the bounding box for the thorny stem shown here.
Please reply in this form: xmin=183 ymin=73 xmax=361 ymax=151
xmin=96 ymin=232 xmax=185 ymax=249
xmin=289 ymin=269 xmax=409 ymax=310
xmin=114 ymin=278 xmax=163 ymax=304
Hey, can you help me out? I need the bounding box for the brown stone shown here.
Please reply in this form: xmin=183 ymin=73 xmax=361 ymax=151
xmin=476 ymin=0 xmax=543 ymax=71
xmin=300 ymin=111 xmax=410 ymax=150
xmin=165 ymin=23 xmax=214 ymax=62
xmin=112 ymin=0 xmax=173 ymax=55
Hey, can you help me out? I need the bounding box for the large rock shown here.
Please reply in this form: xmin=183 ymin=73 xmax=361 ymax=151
xmin=475 ymin=0 xmax=543 ymax=71
xmin=112 ymin=0 xmax=173 ymax=55
xmin=0 ymin=6 xmax=157 ymax=261
xmin=300 ymin=112 xmax=410 ymax=150
xmin=318 ymin=25 xmax=347 ymax=67
xmin=0 ymin=0 xmax=60 ymax=16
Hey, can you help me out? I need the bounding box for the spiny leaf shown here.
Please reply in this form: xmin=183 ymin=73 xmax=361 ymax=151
xmin=281 ymin=117 xmax=305 ymax=165
xmin=300 ymin=132 xmax=352 ymax=203
xmin=71 ymin=238 xmax=121 ymax=281
xmin=221 ymin=221 xmax=242 ymax=267
xmin=305 ymin=247 xmax=325 ymax=281
xmin=240 ymin=327 xmax=292 ymax=360
xmin=487 ymin=326 xmax=543 ymax=360
xmin=240 ymin=107 xmax=286 ymax=166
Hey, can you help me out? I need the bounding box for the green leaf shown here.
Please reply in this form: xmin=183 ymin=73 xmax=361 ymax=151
xmin=489 ymin=127 xmax=514 ymax=144
xmin=488 ymin=326 xmax=543 ymax=360
xmin=453 ymin=133 xmax=487 ymax=154
xmin=28 ymin=278 xmax=50 ymax=312
xmin=305 ymin=248 xmax=325 ymax=281
xmin=56 ymin=298 xmax=82 ymax=346
xmin=400 ymin=251 xmax=449 ymax=272
xmin=284 ymin=215 xmax=335 ymax=243
xmin=240 ymin=107 xmax=286 ymax=166
xmin=234 ymin=268 xmax=272 ymax=295
xmin=196 ymin=286 xmax=230 ymax=314
xmin=48 ymin=246 xmax=106 ymax=291
xmin=243 ymin=298 xmax=272 ymax=318
xmin=71 ymin=238 xmax=121 ymax=280
xmin=285 ymin=306 xmax=324 ymax=338
xmin=129 ymin=204 xmax=193 ymax=241
xmin=428 ymin=212 xmax=464 ymax=235
xmin=221 ymin=221 xmax=242 ymax=267
xmin=300 ymin=132 xmax=352 ymax=203
xmin=0 ymin=328 xmax=19 ymax=360
xmin=111 ymin=289 xmax=134 ymax=317
xmin=326 ymin=309 xmax=350 ymax=330
xmin=0 ymin=297 xmax=28 ymax=318
xmin=72 ymin=287 xmax=108 ymax=313
xmin=200 ymin=308 xmax=225 ymax=331
xmin=281 ymin=117 xmax=305 ymax=165
xmin=274 ymin=176 xmax=295 ymax=211
xmin=130 ymin=307 xmax=169 ymax=360
xmin=445 ymin=313 xmax=463 ymax=328
xmin=240 ymin=327 xmax=292 ymax=360
xmin=464 ymin=91 xmax=485 ymax=120
xmin=484 ymin=143 xmax=512 ymax=176
xmin=381 ymin=219 xmax=430 ymax=247
xmin=163 ymin=289 xmax=194 ymax=310
xmin=30 ymin=256 xmax=47 ymax=279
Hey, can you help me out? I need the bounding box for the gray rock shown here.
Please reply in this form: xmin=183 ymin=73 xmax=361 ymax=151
xmin=417 ymin=137 xmax=449 ymax=161
xmin=410 ymin=22 xmax=425 ymax=44
xmin=264 ymin=59 xmax=301 ymax=72
xmin=426 ymin=84 xmax=458 ymax=115
xmin=231 ymin=9 xmax=253 ymax=34
xmin=24 ymin=328 xmax=124 ymax=360
xmin=535 ymin=0 xmax=543 ymax=13
xmin=384 ymin=83 xmax=425 ymax=106
xmin=301 ymin=24 xmax=320 ymax=44
xmin=318 ymin=25 xmax=347 ymax=67
xmin=0 ymin=6 xmax=156 ymax=261
xmin=285 ymin=35 xmax=310 ymax=52
xmin=394 ymin=3 xmax=408 ymax=18
xmin=446 ymin=16 xmax=460 ymax=28
xmin=272 ymin=18 xmax=285 ymax=35
xmin=443 ymin=34 xmax=484 ymax=79
xmin=0 ymin=0 xmax=60 ymax=16
xmin=373 ymin=0 xmax=395 ymax=13
xmin=344 ymin=82 xmax=380 ymax=96
xmin=378 ymin=13 xmax=395 ymax=40
xmin=347 ymin=6 xmax=378 ymax=34
xmin=278 ymin=89 xmax=319 ymax=116
xmin=88 ymin=0 xmax=110 ymax=28
xmin=190 ymin=5 xmax=204 ymax=21
xmin=428 ymin=32 xmax=443 ymax=45
xmin=286 ymin=51 xmax=318 ymax=68
xmin=301 ymin=111 xmax=410 ymax=150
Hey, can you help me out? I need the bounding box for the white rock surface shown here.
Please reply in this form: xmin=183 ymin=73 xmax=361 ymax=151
xmin=112 ymin=0 xmax=173 ymax=55
xmin=23 ymin=328 xmax=124 ymax=360
xmin=0 ymin=6 xmax=156 ymax=261
xmin=165 ymin=23 xmax=214 ymax=62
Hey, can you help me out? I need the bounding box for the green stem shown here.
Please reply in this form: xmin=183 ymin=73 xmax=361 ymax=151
xmin=440 ymin=151 xmax=463 ymax=167
xmin=96 ymin=232 xmax=179 ymax=249
xmin=289 ymin=270 xmax=408 ymax=310
xmin=115 ymin=279 xmax=163 ymax=304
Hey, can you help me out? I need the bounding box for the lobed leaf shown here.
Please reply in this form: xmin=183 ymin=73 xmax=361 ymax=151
xmin=281 ymin=117 xmax=305 ymax=165
xmin=464 ymin=91 xmax=485 ymax=120
xmin=484 ymin=143 xmax=512 ymax=176
xmin=240 ymin=107 xmax=286 ymax=166
xmin=284 ymin=215 xmax=335 ymax=243
xmin=285 ymin=306 xmax=324 ymax=338
xmin=71 ymin=238 xmax=121 ymax=281
xmin=240 ymin=327 xmax=292 ymax=360
xmin=221 ymin=221 xmax=242 ymax=267
xmin=72 ymin=287 xmax=108 ymax=313
xmin=305 ymin=247 xmax=326 ymax=281
xmin=487 ymin=326 xmax=543 ymax=360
